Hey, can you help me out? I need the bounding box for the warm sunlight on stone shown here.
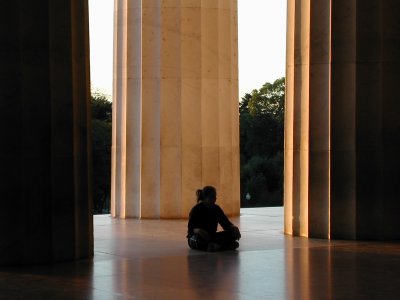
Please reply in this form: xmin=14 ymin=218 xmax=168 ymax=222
xmin=111 ymin=0 xmax=240 ymax=219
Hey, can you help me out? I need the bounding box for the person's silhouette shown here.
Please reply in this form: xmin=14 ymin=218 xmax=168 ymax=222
xmin=187 ymin=186 xmax=241 ymax=252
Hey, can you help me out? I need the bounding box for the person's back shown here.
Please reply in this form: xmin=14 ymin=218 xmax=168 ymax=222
xmin=188 ymin=201 xmax=233 ymax=236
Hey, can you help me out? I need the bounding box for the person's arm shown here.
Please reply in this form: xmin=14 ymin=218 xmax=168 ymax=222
xmin=215 ymin=205 xmax=241 ymax=240
xmin=215 ymin=205 xmax=234 ymax=230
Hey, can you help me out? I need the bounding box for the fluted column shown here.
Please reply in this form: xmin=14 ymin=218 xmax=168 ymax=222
xmin=112 ymin=0 xmax=240 ymax=219
xmin=285 ymin=0 xmax=400 ymax=239
xmin=0 ymin=0 xmax=92 ymax=265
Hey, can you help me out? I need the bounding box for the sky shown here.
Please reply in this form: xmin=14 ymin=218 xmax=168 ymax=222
xmin=88 ymin=0 xmax=287 ymax=99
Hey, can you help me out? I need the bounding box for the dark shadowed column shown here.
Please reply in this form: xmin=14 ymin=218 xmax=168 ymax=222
xmin=380 ymin=0 xmax=400 ymax=239
xmin=331 ymin=0 xmax=400 ymax=240
xmin=0 ymin=0 xmax=92 ymax=265
xmin=308 ymin=0 xmax=330 ymax=239
xmin=354 ymin=0 xmax=400 ymax=239
xmin=286 ymin=0 xmax=400 ymax=240
xmin=330 ymin=0 xmax=357 ymax=239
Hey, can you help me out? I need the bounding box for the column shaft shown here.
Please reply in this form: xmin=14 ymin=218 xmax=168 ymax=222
xmin=285 ymin=0 xmax=400 ymax=240
xmin=284 ymin=0 xmax=295 ymax=235
xmin=330 ymin=0 xmax=357 ymax=239
xmin=0 ymin=0 xmax=92 ymax=265
xmin=308 ymin=0 xmax=331 ymax=238
xmin=112 ymin=0 xmax=240 ymax=219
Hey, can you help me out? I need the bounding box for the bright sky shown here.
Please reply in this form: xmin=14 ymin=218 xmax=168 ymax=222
xmin=88 ymin=0 xmax=287 ymax=99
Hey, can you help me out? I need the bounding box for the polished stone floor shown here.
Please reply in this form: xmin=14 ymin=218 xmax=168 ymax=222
xmin=1 ymin=207 xmax=400 ymax=299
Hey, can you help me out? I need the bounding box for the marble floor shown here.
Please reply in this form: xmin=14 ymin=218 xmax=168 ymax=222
xmin=1 ymin=207 xmax=400 ymax=299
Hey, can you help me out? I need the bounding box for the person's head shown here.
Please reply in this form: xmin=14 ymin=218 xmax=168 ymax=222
xmin=196 ymin=186 xmax=217 ymax=204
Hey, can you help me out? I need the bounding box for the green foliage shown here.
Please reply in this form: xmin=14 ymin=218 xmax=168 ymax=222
xmin=92 ymin=92 xmax=112 ymax=122
xmin=91 ymin=92 xmax=112 ymax=214
xmin=248 ymin=77 xmax=285 ymax=121
xmin=240 ymin=77 xmax=285 ymax=207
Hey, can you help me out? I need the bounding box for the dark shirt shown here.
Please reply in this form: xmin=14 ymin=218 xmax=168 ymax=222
xmin=187 ymin=202 xmax=233 ymax=237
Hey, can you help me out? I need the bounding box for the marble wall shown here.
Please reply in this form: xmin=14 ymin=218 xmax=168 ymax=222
xmin=112 ymin=0 xmax=240 ymax=219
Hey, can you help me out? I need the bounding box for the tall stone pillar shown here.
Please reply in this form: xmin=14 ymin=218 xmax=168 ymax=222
xmin=112 ymin=0 xmax=240 ymax=219
xmin=285 ymin=0 xmax=400 ymax=240
xmin=0 ymin=0 xmax=93 ymax=265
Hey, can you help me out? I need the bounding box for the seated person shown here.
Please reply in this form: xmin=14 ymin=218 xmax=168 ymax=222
xmin=187 ymin=186 xmax=241 ymax=252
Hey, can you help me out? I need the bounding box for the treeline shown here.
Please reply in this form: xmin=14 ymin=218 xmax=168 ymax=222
xmin=92 ymin=92 xmax=112 ymax=214
xmin=240 ymin=77 xmax=285 ymax=207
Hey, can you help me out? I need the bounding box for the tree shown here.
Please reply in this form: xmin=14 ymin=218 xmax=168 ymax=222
xmin=92 ymin=92 xmax=112 ymax=122
xmin=240 ymin=77 xmax=285 ymax=207
xmin=91 ymin=92 xmax=112 ymax=214
xmin=248 ymin=77 xmax=285 ymax=122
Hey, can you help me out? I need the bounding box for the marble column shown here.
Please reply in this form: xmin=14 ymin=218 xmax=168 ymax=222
xmin=112 ymin=0 xmax=240 ymax=219
xmin=285 ymin=0 xmax=400 ymax=239
xmin=0 ymin=0 xmax=92 ymax=265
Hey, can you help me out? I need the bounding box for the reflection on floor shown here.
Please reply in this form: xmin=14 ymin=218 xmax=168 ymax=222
xmin=1 ymin=207 xmax=400 ymax=299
